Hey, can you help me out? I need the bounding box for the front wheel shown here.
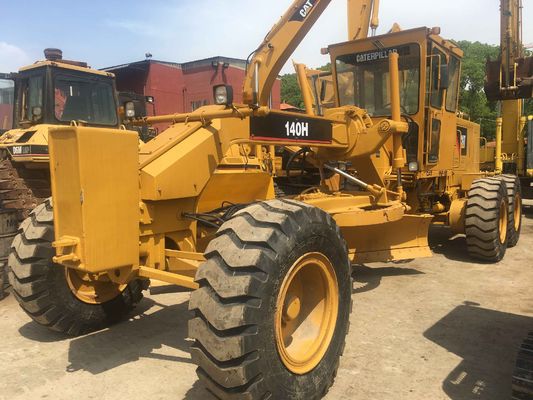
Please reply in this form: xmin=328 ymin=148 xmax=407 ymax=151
xmin=8 ymin=199 xmax=145 ymax=336
xmin=189 ymin=199 xmax=352 ymax=399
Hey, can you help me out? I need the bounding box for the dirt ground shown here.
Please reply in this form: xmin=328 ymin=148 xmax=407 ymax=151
xmin=1 ymin=206 xmax=532 ymax=400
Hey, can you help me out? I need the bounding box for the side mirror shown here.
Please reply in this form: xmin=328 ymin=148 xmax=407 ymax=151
xmin=213 ymin=85 xmax=234 ymax=106
xmin=439 ymin=64 xmax=449 ymax=90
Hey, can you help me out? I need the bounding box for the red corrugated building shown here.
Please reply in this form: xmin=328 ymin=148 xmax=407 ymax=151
xmin=104 ymin=56 xmax=281 ymax=118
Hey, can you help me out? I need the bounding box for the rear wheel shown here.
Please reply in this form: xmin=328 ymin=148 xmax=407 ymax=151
xmin=499 ymin=175 xmax=522 ymax=247
xmin=189 ymin=199 xmax=351 ymax=400
xmin=8 ymin=198 xmax=145 ymax=336
xmin=465 ymin=178 xmax=509 ymax=262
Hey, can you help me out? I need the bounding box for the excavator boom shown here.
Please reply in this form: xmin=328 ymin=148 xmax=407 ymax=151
xmin=242 ymin=0 xmax=379 ymax=106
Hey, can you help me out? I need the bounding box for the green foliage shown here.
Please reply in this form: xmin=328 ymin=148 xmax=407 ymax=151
xmin=455 ymin=40 xmax=500 ymax=139
xmin=280 ymin=73 xmax=304 ymax=109
xmin=280 ymin=63 xmax=331 ymax=108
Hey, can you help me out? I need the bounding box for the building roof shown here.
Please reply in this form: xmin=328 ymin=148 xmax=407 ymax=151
xmin=103 ymin=56 xmax=248 ymax=73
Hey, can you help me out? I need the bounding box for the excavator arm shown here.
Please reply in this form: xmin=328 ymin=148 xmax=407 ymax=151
xmin=485 ymin=0 xmax=533 ymax=101
xmin=348 ymin=0 xmax=380 ymax=40
xmin=242 ymin=0 xmax=332 ymax=106
xmin=242 ymin=0 xmax=379 ymax=106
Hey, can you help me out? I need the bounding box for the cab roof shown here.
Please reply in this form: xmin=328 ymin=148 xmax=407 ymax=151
xmin=19 ymin=60 xmax=115 ymax=78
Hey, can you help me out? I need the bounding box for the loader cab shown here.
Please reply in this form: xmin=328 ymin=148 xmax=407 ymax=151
xmin=328 ymin=27 xmax=479 ymax=176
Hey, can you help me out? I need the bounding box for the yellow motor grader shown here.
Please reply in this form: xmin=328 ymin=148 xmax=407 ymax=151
xmin=7 ymin=0 xmax=523 ymax=399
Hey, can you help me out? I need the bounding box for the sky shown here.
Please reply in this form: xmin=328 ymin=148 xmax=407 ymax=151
xmin=1 ymin=0 xmax=532 ymax=74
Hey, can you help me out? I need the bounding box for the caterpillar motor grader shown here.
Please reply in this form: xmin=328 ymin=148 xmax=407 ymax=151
xmin=0 ymin=49 xmax=149 ymax=221
xmin=7 ymin=0 xmax=523 ymax=399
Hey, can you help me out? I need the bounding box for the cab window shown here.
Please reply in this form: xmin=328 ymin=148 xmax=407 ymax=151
xmin=429 ymin=48 xmax=446 ymax=109
xmin=20 ymin=75 xmax=43 ymax=122
xmin=54 ymin=74 xmax=117 ymax=126
xmin=335 ymin=43 xmax=421 ymax=117
xmin=446 ymin=56 xmax=461 ymax=112
xmin=0 ymin=79 xmax=14 ymax=131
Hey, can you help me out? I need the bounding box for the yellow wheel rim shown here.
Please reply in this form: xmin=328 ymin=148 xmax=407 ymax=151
xmin=499 ymin=199 xmax=508 ymax=244
xmin=65 ymin=269 xmax=126 ymax=304
xmin=514 ymin=192 xmax=522 ymax=232
xmin=275 ymin=252 xmax=339 ymax=375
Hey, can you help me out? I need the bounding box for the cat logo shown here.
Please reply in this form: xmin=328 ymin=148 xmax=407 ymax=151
xmin=290 ymin=0 xmax=315 ymax=22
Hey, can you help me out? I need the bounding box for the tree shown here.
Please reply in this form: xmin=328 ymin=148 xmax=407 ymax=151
xmin=280 ymin=73 xmax=304 ymax=108
xmin=456 ymin=40 xmax=500 ymax=139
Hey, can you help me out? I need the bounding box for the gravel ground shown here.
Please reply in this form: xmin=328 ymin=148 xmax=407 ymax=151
xmin=0 ymin=205 xmax=532 ymax=400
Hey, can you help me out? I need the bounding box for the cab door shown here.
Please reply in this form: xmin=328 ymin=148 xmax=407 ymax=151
xmin=424 ymin=45 xmax=456 ymax=172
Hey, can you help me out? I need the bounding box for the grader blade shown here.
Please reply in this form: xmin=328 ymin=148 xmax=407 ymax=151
xmin=343 ymin=214 xmax=433 ymax=264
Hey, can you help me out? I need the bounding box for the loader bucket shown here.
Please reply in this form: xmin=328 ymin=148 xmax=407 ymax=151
xmin=48 ymin=126 xmax=140 ymax=273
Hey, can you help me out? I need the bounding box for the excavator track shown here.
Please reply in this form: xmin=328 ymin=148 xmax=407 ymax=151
xmin=0 ymin=159 xmax=50 ymax=221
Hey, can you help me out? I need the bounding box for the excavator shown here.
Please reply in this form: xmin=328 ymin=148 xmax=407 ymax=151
xmin=483 ymin=4 xmax=533 ymax=397
xmin=6 ymin=1 xmax=524 ymax=399
xmin=484 ymin=0 xmax=533 ymax=199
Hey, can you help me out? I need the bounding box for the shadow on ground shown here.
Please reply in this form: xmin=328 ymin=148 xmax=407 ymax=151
xmin=424 ymin=302 xmax=533 ymax=400
xmin=428 ymin=226 xmax=479 ymax=264
xmin=19 ymin=297 xmax=193 ymax=375
xmin=351 ymin=264 xmax=424 ymax=294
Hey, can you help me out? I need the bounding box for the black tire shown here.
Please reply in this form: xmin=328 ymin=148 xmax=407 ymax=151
xmin=499 ymin=175 xmax=522 ymax=248
xmin=189 ymin=199 xmax=351 ymax=400
xmin=465 ymin=178 xmax=509 ymax=262
xmin=512 ymin=332 xmax=533 ymax=400
xmin=8 ymin=198 xmax=144 ymax=336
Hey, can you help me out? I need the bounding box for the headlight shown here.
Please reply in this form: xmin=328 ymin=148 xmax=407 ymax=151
xmin=408 ymin=161 xmax=419 ymax=172
xmin=213 ymin=85 xmax=234 ymax=106
xmin=125 ymin=101 xmax=136 ymax=118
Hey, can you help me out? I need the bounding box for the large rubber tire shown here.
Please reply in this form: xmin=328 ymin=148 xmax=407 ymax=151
xmin=189 ymin=199 xmax=351 ymax=400
xmin=499 ymin=175 xmax=522 ymax=248
xmin=512 ymin=332 xmax=533 ymax=400
xmin=465 ymin=178 xmax=509 ymax=262
xmin=8 ymin=198 xmax=144 ymax=336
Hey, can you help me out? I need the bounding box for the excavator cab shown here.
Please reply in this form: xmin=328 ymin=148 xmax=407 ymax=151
xmin=327 ymin=27 xmax=481 ymax=202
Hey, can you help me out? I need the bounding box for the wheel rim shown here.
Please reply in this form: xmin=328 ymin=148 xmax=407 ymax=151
xmin=275 ymin=252 xmax=339 ymax=375
xmin=65 ymin=269 xmax=126 ymax=304
xmin=514 ymin=192 xmax=522 ymax=232
xmin=499 ymin=199 xmax=508 ymax=244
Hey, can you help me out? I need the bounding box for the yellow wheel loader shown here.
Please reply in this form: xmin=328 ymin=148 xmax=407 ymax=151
xmin=7 ymin=1 xmax=523 ymax=399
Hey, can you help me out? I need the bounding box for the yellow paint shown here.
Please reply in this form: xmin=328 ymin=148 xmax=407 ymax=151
xmin=49 ymin=126 xmax=139 ymax=273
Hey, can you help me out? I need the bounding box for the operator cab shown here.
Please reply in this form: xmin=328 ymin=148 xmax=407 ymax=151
xmin=12 ymin=50 xmax=119 ymax=129
xmin=0 ymin=49 xmax=120 ymax=161
xmin=326 ymin=27 xmax=478 ymax=181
